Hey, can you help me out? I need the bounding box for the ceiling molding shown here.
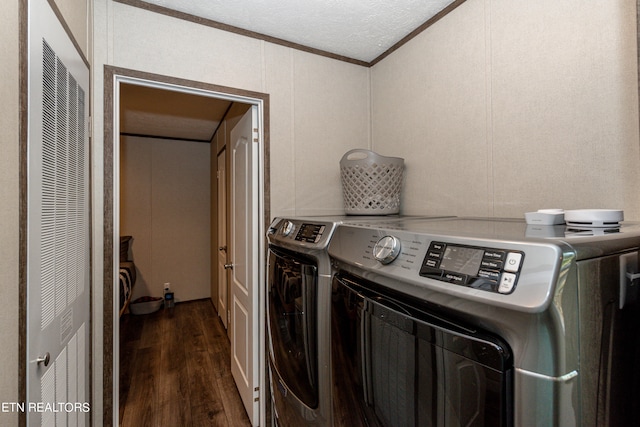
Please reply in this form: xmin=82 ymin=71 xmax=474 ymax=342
xmin=114 ymin=0 xmax=370 ymax=67
xmin=114 ymin=0 xmax=467 ymax=68
xmin=369 ymin=0 xmax=467 ymax=66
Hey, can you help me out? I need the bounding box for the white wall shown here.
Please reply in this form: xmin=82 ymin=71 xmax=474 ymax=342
xmin=120 ymin=137 xmax=211 ymax=302
xmin=371 ymin=0 xmax=640 ymax=219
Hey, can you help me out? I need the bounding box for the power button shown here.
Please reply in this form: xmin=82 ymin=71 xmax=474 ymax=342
xmin=504 ymin=252 xmax=522 ymax=273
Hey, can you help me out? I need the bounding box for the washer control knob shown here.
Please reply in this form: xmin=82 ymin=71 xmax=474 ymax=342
xmin=373 ymin=235 xmax=401 ymax=264
xmin=281 ymin=220 xmax=295 ymax=237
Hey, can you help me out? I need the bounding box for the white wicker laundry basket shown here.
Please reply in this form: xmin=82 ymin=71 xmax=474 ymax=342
xmin=340 ymin=149 xmax=404 ymax=215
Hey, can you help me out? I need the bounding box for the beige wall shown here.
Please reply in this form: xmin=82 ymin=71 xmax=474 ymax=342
xmin=103 ymin=2 xmax=371 ymax=219
xmin=120 ymin=137 xmax=211 ymax=302
xmin=371 ymin=0 xmax=640 ymax=219
xmin=0 ymin=0 xmax=20 ymax=424
xmin=54 ymin=0 xmax=89 ymax=58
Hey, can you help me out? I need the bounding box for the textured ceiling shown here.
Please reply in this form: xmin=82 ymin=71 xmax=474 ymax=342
xmin=142 ymin=0 xmax=458 ymax=63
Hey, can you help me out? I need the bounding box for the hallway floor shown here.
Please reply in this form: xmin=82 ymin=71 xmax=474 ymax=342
xmin=119 ymin=299 xmax=251 ymax=426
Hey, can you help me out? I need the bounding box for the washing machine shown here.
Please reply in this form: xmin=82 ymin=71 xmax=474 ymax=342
xmin=266 ymin=215 xmax=450 ymax=426
xmin=328 ymin=216 xmax=640 ymax=426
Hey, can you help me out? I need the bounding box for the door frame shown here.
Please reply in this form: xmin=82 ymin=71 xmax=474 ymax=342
xmin=103 ymin=66 xmax=270 ymax=426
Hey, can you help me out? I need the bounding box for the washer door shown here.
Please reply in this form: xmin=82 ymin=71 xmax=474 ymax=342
xmin=331 ymin=273 xmax=513 ymax=427
xmin=267 ymin=246 xmax=319 ymax=409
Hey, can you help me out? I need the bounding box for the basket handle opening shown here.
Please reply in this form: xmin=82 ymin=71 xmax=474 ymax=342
xmin=342 ymin=149 xmax=373 ymax=162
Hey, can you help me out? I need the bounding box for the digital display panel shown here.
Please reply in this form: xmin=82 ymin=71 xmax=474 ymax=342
xmin=439 ymin=246 xmax=484 ymax=276
xmin=296 ymin=223 xmax=322 ymax=242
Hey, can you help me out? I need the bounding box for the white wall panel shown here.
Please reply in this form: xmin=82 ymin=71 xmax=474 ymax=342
xmin=372 ymin=0 xmax=490 ymax=217
xmin=120 ymin=137 xmax=211 ymax=302
xmin=120 ymin=137 xmax=152 ymax=296
xmin=372 ymin=0 xmax=640 ymax=219
xmin=263 ymin=43 xmax=296 ymax=218
xmin=112 ymin=4 xmax=264 ymax=94
xmin=291 ymin=51 xmax=371 ymax=216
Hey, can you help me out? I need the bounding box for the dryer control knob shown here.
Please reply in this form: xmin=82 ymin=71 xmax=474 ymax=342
xmin=373 ymin=235 xmax=401 ymax=264
xmin=281 ymin=220 xmax=295 ymax=237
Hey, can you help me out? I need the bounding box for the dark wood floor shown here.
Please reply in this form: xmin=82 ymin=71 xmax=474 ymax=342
xmin=119 ymin=299 xmax=251 ymax=427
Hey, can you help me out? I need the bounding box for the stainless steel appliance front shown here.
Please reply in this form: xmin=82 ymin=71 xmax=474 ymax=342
xmin=266 ymin=215 xmax=449 ymax=426
xmin=328 ymin=217 xmax=640 ymax=426
xmin=267 ymin=217 xmax=339 ymax=427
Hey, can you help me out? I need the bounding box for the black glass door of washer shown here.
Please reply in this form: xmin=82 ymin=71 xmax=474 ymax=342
xmin=331 ymin=273 xmax=513 ymax=427
xmin=267 ymin=246 xmax=319 ymax=409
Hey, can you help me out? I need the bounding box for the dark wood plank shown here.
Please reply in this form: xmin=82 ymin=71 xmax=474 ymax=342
xmin=120 ymin=345 xmax=162 ymax=426
xmin=119 ymin=299 xmax=251 ymax=427
xmin=187 ymin=350 xmax=229 ymax=426
xmin=158 ymin=307 xmax=193 ymax=427
xmin=138 ymin=309 xmax=165 ymax=348
xmin=215 ymin=371 xmax=251 ymax=426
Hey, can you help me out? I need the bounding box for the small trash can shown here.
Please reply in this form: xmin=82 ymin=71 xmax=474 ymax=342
xmin=340 ymin=149 xmax=404 ymax=215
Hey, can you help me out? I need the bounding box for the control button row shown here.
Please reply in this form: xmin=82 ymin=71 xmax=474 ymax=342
xmin=421 ymin=241 xmax=523 ymax=295
xmin=421 ymin=267 xmax=517 ymax=294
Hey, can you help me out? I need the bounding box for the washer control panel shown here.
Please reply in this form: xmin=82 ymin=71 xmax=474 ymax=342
xmin=373 ymin=235 xmax=402 ymax=264
xmin=420 ymin=241 xmax=524 ymax=294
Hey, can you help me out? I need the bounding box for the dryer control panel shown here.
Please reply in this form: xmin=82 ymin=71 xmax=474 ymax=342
xmin=275 ymin=220 xmax=326 ymax=243
xmin=420 ymin=241 xmax=524 ymax=294
xmin=268 ymin=217 xmax=337 ymax=250
xmin=293 ymin=223 xmax=326 ymax=243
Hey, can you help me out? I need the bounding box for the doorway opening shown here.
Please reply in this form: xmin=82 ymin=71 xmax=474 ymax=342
xmin=103 ymin=67 xmax=269 ymax=427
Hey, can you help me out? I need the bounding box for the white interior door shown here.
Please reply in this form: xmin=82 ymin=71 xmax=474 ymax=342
xmin=217 ymin=149 xmax=228 ymax=329
xmin=26 ymin=0 xmax=91 ymax=425
xmin=229 ymin=106 xmax=261 ymax=425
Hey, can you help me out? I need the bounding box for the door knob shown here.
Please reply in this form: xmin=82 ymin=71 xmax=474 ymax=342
xmin=219 ymin=246 xmax=227 ymax=251
xmin=36 ymin=352 xmax=51 ymax=367
xmin=224 ymin=263 xmax=234 ymax=270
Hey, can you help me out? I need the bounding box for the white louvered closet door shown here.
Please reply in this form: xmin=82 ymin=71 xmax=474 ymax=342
xmin=27 ymin=0 xmax=90 ymax=425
